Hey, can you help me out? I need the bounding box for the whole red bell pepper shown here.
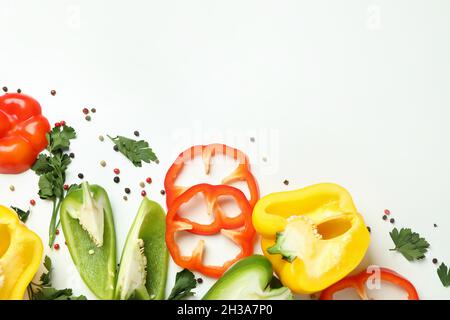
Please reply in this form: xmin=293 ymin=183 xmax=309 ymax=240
xmin=164 ymin=144 xmax=259 ymax=209
xmin=319 ymin=267 xmax=419 ymax=300
xmin=0 ymin=93 xmax=50 ymax=174
xmin=166 ymin=183 xmax=255 ymax=278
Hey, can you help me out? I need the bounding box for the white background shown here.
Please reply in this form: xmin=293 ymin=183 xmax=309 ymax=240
xmin=1 ymin=0 xmax=449 ymax=299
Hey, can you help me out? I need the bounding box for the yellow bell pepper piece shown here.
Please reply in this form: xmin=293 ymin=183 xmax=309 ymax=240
xmin=252 ymin=183 xmax=370 ymax=294
xmin=0 ymin=205 xmax=43 ymax=300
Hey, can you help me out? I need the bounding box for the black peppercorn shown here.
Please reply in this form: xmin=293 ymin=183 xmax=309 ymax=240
xmin=134 ymin=130 xmax=140 ymax=137
xmin=160 ymin=190 xmax=166 ymax=195
xmin=125 ymin=188 xmax=131 ymax=194
xmin=2 ymin=86 xmax=7 ymax=92
xmin=114 ymin=176 xmax=120 ymax=183
xmin=51 ymin=90 xmax=56 ymax=96
xmin=382 ymin=215 xmax=388 ymax=221
xmin=69 ymin=152 xmax=75 ymax=159
xmin=432 ymin=258 xmax=438 ymax=264
xmin=197 ymin=278 xmax=203 ymax=284
xmin=367 ymin=226 xmax=371 ymax=233
xmin=17 ymin=88 xmax=22 ymax=93
xmin=389 ymin=218 xmax=395 ymax=224
xmin=113 ymin=145 xmax=119 ymax=152
xmin=78 ymin=173 xmax=84 ymax=179
xmin=283 ymin=180 xmax=289 ymax=185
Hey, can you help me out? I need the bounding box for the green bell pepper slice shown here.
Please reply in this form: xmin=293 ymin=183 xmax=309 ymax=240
xmin=203 ymin=255 xmax=292 ymax=300
xmin=115 ymin=197 xmax=169 ymax=300
xmin=60 ymin=182 xmax=117 ymax=300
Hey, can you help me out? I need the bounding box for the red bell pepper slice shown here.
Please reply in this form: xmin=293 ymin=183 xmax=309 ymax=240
xmin=319 ymin=267 xmax=419 ymax=300
xmin=0 ymin=93 xmax=50 ymax=174
xmin=166 ymin=184 xmax=255 ymax=278
xmin=164 ymin=144 xmax=259 ymax=209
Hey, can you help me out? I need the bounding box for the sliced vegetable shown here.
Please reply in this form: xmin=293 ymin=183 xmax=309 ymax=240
xmin=319 ymin=267 xmax=419 ymax=300
xmin=0 ymin=93 xmax=51 ymax=174
xmin=164 ymin=144 xmax=259 ymax=208
xmin=203 ymin=255 xmax=292 ymax=300
xmin=166 ymin=184 xmax=255 ymax=278
xmin=168 ymin=269 xmax=197 ymax=300
xmin=115 ymin=198 xmax=169 ymax=300
xmin=252 ymin=183 xmax=370 ymax=294
xmin=0 ymin=205 xmax=43 ymax=300
xmin=60 ymin=182 xmax=116 ymax=300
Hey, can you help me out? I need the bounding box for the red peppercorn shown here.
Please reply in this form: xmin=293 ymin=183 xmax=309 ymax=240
xmin=146 ymin=177 xmax=152 ymax=184
xmin=114 ymin=168 xmax=120 ymax=175
xmin=30 ymin=199 xmax=36 ymax=206
xmin=141 ymin=190 xmax=147 ymax=197
xmin=63 ymin=184 xmax=69 ymax=190
xmin=55 ymin=122 xmax=61 ymax=127
xmin=59 ymin=120 xmax=66 ymax=126
xmin=55 ymin=229 xmax=60 ymax=235
xmin=384 ymin=209 xmax=391 ymax=215
xmin=82 ymin=108 xmax=89 ymax=114
xmin=53 ymin=244 xmax=60 ymax=250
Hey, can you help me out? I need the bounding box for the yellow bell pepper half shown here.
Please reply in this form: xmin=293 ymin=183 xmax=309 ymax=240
xmin=0 ymin=205 xmax=43 ymax=300
xmin=252 ymin=183 xmax=370 ymax=294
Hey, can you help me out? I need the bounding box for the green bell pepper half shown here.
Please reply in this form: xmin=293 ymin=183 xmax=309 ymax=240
xmin=115 ymin=197 xmax=169 ymax=300
xmin=203 ymin=255 xmax=292 ymax=300
xmin=60 ymin=182 xmax=117 ymax=300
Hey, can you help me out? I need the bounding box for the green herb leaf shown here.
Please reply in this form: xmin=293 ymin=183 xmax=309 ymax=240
xmin=29 ymin=256 xmax=86 ymax=300
xmin=32 ymin=125 xmax=76 ymax=247
xmin=10 ymin=206 xmax=30 ymax=223
xmin=47 ymin=125 xmax=76 ymax=154
xmin=389 ymin=228 xmax=430 ymax=261
xmin=108 ymin=135 xmax=158 ymax=167
xmin=168 ymin=269 xmax=197 ymax=300
xmin=437 ymin=263 xmax=450 ymax=287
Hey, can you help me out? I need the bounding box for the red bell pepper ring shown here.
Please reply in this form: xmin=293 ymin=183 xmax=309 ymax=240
xmin=0 ymin=93 xmax=50 ymax=174
xmin=166 ymin=184 xmax=255 ymax=278
xmin=164 ymin=144 xmax=259 ymax=209
xmin=319 ymin=267 xmax=419 ymax=300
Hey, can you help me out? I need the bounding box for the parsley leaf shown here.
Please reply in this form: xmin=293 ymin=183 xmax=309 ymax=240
xmin=28 ymin=256 xmax=86 ymax=300
xmin=32 ymin=125 xmax=76 ymax=246
xmin=108 ymin=135 xmax=158 ymax=167
xmin=168 ymin=269 xmax=197 ymax=300
xmin=10 ymin=206 xmax=31 ymax=223
xmin=437 ymin=263 xmax=450 ymax=287
xmin=389 ymin=227 xmax=430 ymax=261
xmin=46 ymin=125 xmax=76 ymax=153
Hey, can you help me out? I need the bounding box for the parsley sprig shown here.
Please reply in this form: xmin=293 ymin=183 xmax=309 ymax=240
xmin=437 ymin=263 xmax=450 ymax=288
xmin=27 ymin=256 xmax=86 ymax=300
xmin=32 ymin=125 xmax=76 ymax=247
xmin=168 ymin=269 xmax=197 ymax=300
xmin=108 ymin=135 xmax=158 ymax=167
xmin=389 ymin=227 xmax=430 ymax=261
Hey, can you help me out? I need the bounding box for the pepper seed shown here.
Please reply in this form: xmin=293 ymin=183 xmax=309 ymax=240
xmin=78 ymin=173 xmax=84 ymax=179
xmin=91 ymin=108 xmax=96 ymax=113
xmin=432 ymin=258 xmax=438 ymax=264
xmin=100 ymin=160 xmax=106 ymax=167
xmin=9 ymin=185 xmax=15 ymax=192
xmin=99 ymin=135 xmax=104 ymax=142
xmin=51 ymin=90 xmax=56 ymax=96
xmin=113 ymin=145 xmax=119 ymax=152
xmin=85 ymin=115 xmax=91 ymax=121
xmin=125 ymin=188 xmax=131 ymax=194
xmin=69 ymin=152 xmax=75 ymax=159
xmin=17 ymin=88 xmax=22 ymax=93
xmin=2 ymin=86 xmax=7 ymax=92
xmin=134 ymin=130 xmax=140 ymax=137
xmin=139 ymin=181 xmax=145 ymax=188
xmin=114 ymin=176 xmax=120 ymax=183
xmin=389 ymin=218 xmax=395 ymax=224
xmin=283 ymin=180 xmax=289 ymax=186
